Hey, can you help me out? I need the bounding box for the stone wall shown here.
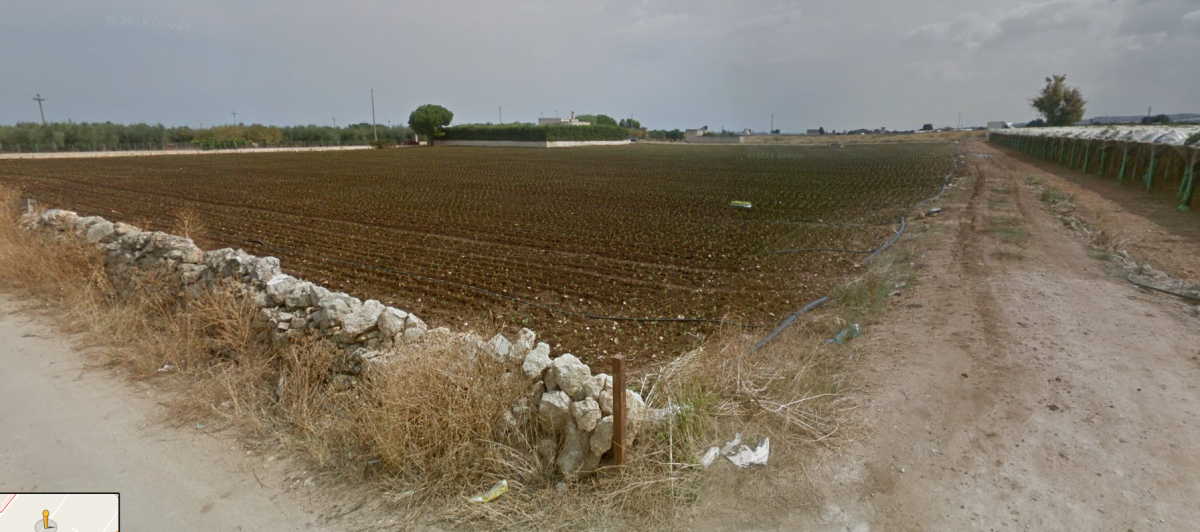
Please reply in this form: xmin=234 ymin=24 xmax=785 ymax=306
xmin=18 ymin=205 xmax=659 ymax=477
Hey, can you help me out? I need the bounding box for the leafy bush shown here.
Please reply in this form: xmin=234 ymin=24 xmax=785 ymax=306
xmin=370 ymin=139 xmax=392 ymax=149
xmin=442 ymin=124 xmax=628 ymax=142
xmin=1187 ymin=132 xmax=1200 ymax=146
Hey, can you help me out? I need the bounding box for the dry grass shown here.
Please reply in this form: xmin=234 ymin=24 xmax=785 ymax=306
xmin=170 ymin=206 xmax=212 ymax=249
xmin=0 ymin=186 xmax=891 ymax=530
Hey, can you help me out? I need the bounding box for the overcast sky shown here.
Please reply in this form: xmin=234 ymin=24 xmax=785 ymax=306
xmin=1 ymin=0 xmax=1196 ymax=132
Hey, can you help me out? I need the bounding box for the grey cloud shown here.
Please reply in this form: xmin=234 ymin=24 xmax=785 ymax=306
xmin=0 ymin=0 xmax=1194 ymax=132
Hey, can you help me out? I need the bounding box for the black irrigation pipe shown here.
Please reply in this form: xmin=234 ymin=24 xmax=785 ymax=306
xmin=746 ymin=296 xmax=830 ymax=354
xmin=748 ymin=151 xmax=958 ymax=354
xmin=861 ymin=217 xmax=907 ymax=265
xmin=760 ymin=246 xmax=876 ymax=256
xmin=245 ymin=238 xmax=770 ymax=328
xmin=1127 ymin=273 xmax=1200 ymax=303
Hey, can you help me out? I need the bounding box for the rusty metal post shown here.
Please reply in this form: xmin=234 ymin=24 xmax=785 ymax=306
xmin=611 ymin=354 xmax=626 ymax=465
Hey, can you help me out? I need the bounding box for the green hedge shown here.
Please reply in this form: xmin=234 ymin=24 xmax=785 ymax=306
xmin=441 ymin=124 xmax=629 ymax=142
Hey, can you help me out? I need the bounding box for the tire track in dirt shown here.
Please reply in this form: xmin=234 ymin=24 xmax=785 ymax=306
xmin=776 ymin=142 xmax=1200 ymax=532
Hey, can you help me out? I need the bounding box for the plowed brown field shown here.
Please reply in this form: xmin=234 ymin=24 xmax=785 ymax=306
xmin=0 ymin=143 xmax=953 ymax=367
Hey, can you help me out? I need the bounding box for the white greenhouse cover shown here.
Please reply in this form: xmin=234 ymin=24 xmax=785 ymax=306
xmin=995 ymin=125 xmax=1200 ymax=147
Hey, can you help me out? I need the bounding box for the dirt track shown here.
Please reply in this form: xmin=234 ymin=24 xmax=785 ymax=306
xmin=0 ymin=297 xmax=390 ymax=531
xmin=788 ymin=142 xmax=1200 ymax=531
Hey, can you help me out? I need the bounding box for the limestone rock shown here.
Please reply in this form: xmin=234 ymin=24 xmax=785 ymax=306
xmin=377 ymin=307 xmax=408 ymax=339
xmin=581 ymin=452 xmax=602 ymax=473
xmin=319 ymin=293 xmax=361 ymax=322
xmin=539 ymin=391 xmax=571 ymax=431
xmin=403 ymin=326 xmax=425 ymax=344
xmin=307 ymin=284 xmax=331 ymax=306
xmin=574 ymin=371 xmax=603 ymax=401
xmin=284 ymin=281 xmax=315 ymax=309
xmin=625 ymin=389 xmax=647 ymax=445
xmin=557 ymin=423 xmax=592 ymax=477
xmin=112 ymin=222 xmax=141 ymax=237
xmin=521 ymin=342 xmax=552 ymax=379
xmin=572 ymin=397 xmax=602 ymax=432
xmin=85 ymin=220 xmax=115 ymax=243
xmin=178 ymin=264 xmax=209 ymax=285
xmin=74 ymin=216 xmax=106 ymax=236
xmin=340 ymin=299 xmax=385 ymax=338
xmin=265 ymin=274 xmax=301 ymax=307
xmin=512 ymin=328 xmax=536 ymax=358
xmin=247 ymin=256 xmax=282 ymax=286
xmin=590 ymin=415 xmax=614 ymax=456
xmin=405 ymin=313 xmax=427 ymax=332
xmin=551 ymin=354 xmax=591 ymax=398
xmin=40 ymin=209 xmax=79 ymax=231
xmin=482 ymin=333 xmax=514 ymax=363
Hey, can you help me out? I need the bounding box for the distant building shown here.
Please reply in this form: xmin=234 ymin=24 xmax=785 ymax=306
xmin=806 ymin=129 xmax=821 ymax=135
xmin=742 ymin=128 xmax=753 ymax=135
xmin=538 ymin=112 xmax=590 ymax=126
xmin=684 ymin=126 xmax=709 ymax=139
xmin=986 ymin=121 xmax=1012 ymax=130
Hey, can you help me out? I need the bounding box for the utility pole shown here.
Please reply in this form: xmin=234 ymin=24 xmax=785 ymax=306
xmin=771 ymin=113 xmax=774 ymax=133
xmin=499 ymin=106 xmax=502 ymax=124
xmin=33 ymin=94 xmax=46 ymax=125
xmin=332 ymin=117 xmax=336 ymax=128
xmin=231 ymin=110 xmax=238 ymax=124
xmin=370 ymin=89 xmax=378 ymax=141
xmin=957 ymin=113 xmax=961 ymax=130
xmin=199 ymin=116 xmax=203 ymax=129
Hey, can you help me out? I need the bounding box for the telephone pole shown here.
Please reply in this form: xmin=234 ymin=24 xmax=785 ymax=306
xmin=499 ymin=106 xmax=502 ymax=124
xmin=33 ymin=94 xmax=46 ymax=125
xmin=332 ymin=117 xmax=337 ymax=128
xmin=770 ymin=113 xmax=774 ymax=133
xmin=231 ymin=110 xmax=238 ymax=124
xmin=957 ymin=113 xmax=962 ymax=130
xmin=370 ymin=89 xmax=378 ymax=141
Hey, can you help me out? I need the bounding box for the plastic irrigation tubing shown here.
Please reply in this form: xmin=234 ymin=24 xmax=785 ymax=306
xmin=244 ymin=239 xmax=770 ymax=328
xmin=746 ymin=296 xmax=830 ymax=354
xmin=760 ymin=246 xmax=876 ymax=256
xmin=1127 ymin=273 xmax=1200 ymax=303
xmin=749 ymin=150 xmax=957 ymax=353
xmin=861 ymin=217 xmax=906 ymax=265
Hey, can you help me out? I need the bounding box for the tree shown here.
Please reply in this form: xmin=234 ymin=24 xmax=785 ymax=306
xmin=408 ymin=104 xmax=453 ymax=144
xmin=818 ymin=126 xmax=826 ymax=135
xmin=576 ymin=114 xmax=618 ymax=126
xmin=1026 ymin=118 xmax=1047 ymax=127
xmin=594 ymin=114 xmax=618 ymax=127
xmin=1029 ymin=75 xmax=1086 ymax=126
xmin=921 ymin=123 xmax=934 ymax=131
xmin=619 ymin=118 xmax=641 ymax=129
xmin=1141 ymin=114 xmax=1172 ymax=125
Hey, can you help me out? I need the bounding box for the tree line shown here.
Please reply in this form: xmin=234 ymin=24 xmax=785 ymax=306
xmin=0 ymin=121 xmax=413 ymax=152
